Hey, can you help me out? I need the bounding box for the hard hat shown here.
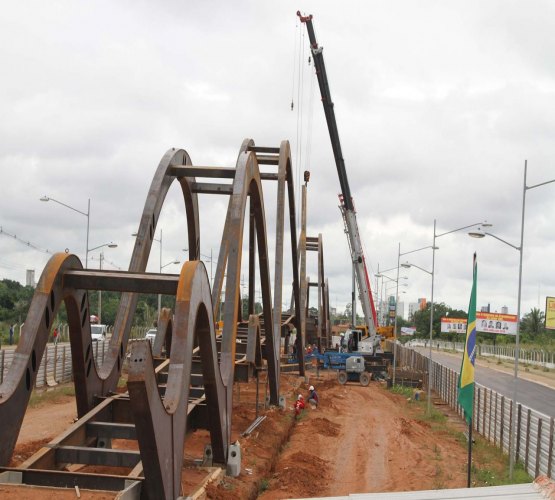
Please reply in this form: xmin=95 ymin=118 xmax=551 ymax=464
xmin=309 ymin=385 xmax=314 ymax=391
xmin=298 ymin=394 xmax=303 ymax=400
xmin=340 ymin=332 xmax=345 ymax=336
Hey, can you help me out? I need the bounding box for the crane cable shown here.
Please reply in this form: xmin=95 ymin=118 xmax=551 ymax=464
xmin=304 ymin=56 xmax=316 ymax=179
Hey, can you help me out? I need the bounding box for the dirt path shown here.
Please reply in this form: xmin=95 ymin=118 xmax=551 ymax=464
xmin=260 ymin=379 xmax=469 ymax=499
xmin=11 ymin=395 xmax=77 ymax=466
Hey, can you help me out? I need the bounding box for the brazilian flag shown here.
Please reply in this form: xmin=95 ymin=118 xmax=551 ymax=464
xmin=458 ymin=253 xmax=477 ymax=424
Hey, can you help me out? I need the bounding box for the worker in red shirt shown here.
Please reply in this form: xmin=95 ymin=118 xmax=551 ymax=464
xmin=294 ymin=394 xmax=305 ymax=417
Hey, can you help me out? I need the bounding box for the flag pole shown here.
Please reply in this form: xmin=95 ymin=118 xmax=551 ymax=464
xmin=467 ymin=419 xmax=473 ymax=487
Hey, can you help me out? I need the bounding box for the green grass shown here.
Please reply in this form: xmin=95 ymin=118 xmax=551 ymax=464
xmin=259 ymin=478 xmax=270 ymax=492
xmin=28 ymin=384 xmax=75 ymax=407
xmin=389 ymin=384 xmax=414 ymax=398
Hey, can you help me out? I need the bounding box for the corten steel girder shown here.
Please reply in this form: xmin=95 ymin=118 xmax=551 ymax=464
xmin=306 ymin=234 xmax=331 ymax=347
xmin=0 ymin=139 xmax=305 ymax=499
xmin=153 ymin=307 xmax=173 ymax=357
xmin=128 ymin=261 xmax=226 ymax=500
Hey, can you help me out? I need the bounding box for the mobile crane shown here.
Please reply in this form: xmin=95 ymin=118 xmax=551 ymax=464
xmin=297 ymin=11 xmax=381 ymax=354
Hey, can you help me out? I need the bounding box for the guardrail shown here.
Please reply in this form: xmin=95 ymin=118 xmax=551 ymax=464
xmin=397 ymin=344 xmax=555 ymax=480
xmin=408 ymin=339 xmax=555 ymax=369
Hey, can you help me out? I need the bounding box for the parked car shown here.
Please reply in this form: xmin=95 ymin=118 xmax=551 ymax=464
xmin=145 ymin=328 xmax=157 ymax=343
xmin=91 ymin=324 xmax=107 ymax=342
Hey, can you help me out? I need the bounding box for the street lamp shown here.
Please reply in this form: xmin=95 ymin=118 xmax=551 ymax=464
xmin=41 ymin=195 xmax=91 ymax=267
xmin=88 ymin=242 xmax=118 ymax=324
xmin=158 ymin=259 xmax=180 ymax=322
xmin=469 ymin=160 xmax=554 ymax=478
xmin=404 ymin=219 xmax=490 ymax=415
xmin=392 ymin=244 xmax=437 ymax=386
xmin=183 ymin=247 xmax=214 ymax=288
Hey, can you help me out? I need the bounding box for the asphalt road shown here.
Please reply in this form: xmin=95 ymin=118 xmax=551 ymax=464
xmin=415 ymin=347 xmax=555 ymax=418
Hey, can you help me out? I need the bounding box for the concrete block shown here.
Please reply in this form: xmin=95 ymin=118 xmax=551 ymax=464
xmin=226 ymin=442 xmax=241 ymax=477
xmin=202 ymin=444 xmax=213 ymax=467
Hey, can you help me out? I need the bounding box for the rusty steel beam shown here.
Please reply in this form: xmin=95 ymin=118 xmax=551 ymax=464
xmin=171 ymin=166 xmax=279 ymax=182
xmin=247 ymin=145 xmax=280 ymax=154
xmin=63 ymin=269 xmax=179 ymax=294
xmin=0 ymin=468 xmax=135 ymax=491
xmin=152 ymin=307 xmax=172 ymax=357
xmin=192 ymin=182 xmax=233 ymax=195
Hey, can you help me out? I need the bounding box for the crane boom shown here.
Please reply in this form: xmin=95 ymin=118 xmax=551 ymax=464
xmin=297 ymin=11 xmax=379 ymax=341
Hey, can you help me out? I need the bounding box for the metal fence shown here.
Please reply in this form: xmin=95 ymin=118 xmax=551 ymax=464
xmin=398 ymin=344 xmax=555 ymax=480
xmin=0 ymin=326 xmax=150 ymax=389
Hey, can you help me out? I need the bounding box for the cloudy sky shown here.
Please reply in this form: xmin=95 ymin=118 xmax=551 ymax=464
xmin=1 ymin=1 xmax=554 ymax=322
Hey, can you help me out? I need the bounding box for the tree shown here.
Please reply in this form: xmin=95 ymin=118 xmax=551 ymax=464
xmin=412 ymin=302 xmax=468 ymax=341
xmin=520 ymin=308 xmax=545 ymax=340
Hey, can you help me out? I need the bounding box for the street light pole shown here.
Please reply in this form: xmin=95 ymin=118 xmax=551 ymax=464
xmin=402 ymin=220 xmax=489 ymax=415
xmin=393 ymin=244 xmax=435 ymax=386
xmin=470 ymin=161 xmax=555 ymax=478
xmin=429 ymin=220 xmax=437 ymax=414
xmin=40 ymin=196 xmax=91 ymax=267
xmin=99 ymin=251 xmax=103 ymax=323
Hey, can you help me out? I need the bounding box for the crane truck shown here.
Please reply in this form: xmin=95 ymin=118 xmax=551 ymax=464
xmin=297 ymin=11 xmax=384 ymax=356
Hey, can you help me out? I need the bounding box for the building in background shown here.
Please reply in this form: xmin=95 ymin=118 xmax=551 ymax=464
xmin=397 ymin=301 xmax=405 ymax=320
xmin=501 ymin=305 xmax=508 ymax=314
xmin=408 ymin=302 xmax=419 ymax=321
xmin=25 ymin=269 xmax=35 ymax=288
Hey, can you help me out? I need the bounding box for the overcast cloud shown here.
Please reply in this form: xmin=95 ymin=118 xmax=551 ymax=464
xmin=1 ymin=1 xmax=554 ymax=321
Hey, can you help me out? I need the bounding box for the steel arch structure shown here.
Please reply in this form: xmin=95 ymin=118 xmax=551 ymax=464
xmin=0 ymin=139 xmax=308 ymax=499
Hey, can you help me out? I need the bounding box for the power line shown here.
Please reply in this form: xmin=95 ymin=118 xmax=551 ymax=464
xmin=0 ymin=226 xmax=55 ymax=256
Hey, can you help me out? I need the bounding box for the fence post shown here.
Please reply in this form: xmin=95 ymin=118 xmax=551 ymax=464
xmin=516 ymin=404 xmax=522 ymax=461
xmin=62 ymin=345 xmax=67 ymax=383
xmin=494 ymin=393 xmax=498 ymax=446
xmin=0 ymin=349 xmax=4 ymax=384
xmin=482 ymin=389 xmax=487 ymax=436
xmin=476 ymin=388 xmax=481 ymax=433
xmin=548 ymin=417 xmax=554 ymax=479
xmin=53 ymin=344 xmax=58 ymax=383
xmin=41 ymin=344 xmax=48 ymax=388
xmin=500 ymin=396 xmax=505 ymax=452
xmin=525 ymin=408 xmax=532 ymax=471
xmin=488 ymin=389 xmax=493 ymax=441
xmin=535 ymin=418 xmax=543 ymax=478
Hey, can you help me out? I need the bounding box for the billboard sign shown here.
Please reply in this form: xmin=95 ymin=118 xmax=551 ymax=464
xmin=476 ymin=312 xmax=517 ymax=335
xmin=441 ymin=318 xmax=467 ymax=334
xmin=546 ymin=297 xmax=555 ymax=330
xmin=400 ymin=327 xmax=416 ymax=336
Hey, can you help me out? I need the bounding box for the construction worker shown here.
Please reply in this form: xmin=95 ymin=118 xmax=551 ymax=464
xmin=294 ymin=394 xmax=305 ymax=417
xmin=307 ymin=385 xmax=319 ymax=408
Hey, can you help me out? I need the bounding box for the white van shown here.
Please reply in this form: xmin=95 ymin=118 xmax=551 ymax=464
xmin=91 ymin=324 xmax=107 ymax=341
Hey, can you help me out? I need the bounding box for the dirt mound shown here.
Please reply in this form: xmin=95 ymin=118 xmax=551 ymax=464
xmin=310 ymin=417 xmax=340 ymax=437
xmin=270 ymin=451 xmax=330 ymax=498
